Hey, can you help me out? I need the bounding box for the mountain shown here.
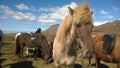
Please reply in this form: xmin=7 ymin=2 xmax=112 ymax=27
xmin=42 ymin=24 xmax=59 ymax=36
xmin=43 ymin=20 xmax=120 ymax=37
xmin=93 ymin=20 xmax=120 ymax=34
xmin=100 ymin=20 xmax=120 ymax=26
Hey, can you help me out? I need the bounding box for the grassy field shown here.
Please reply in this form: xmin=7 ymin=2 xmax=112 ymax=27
xmin=0 ymin=33 xmax=117 ymax=68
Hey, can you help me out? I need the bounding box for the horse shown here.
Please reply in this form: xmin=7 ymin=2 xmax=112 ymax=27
xmin=15 ymin=32 xmax=35 ymax=58
xmin=53 ymin=3 xmax=95 ymax=68
xmin=0 ymin=29 xmax=4 ymax=44
xmin=93 ymin=34 xmax=120 ymax=68
xmin=0 ymin=29 xmax=4 ymax=56
xmin=34 ymin=33 xmax=52 ymax=64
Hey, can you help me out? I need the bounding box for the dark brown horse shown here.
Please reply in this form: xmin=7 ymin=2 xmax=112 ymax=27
xmin=93 ymin=34 xmax=120 ymax=68
xmin=15 ymin=32 xmax=34 ymax=58
xmin=34 ymin=33 xmax=52 ymax=64
xmin=0 ymin=29 xmax=4 ymax=56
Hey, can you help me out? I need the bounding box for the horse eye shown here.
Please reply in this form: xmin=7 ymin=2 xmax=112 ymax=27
xmin=85 ymin=22 xmax=90 ymax=25
xmin=76 ymin=24 xmax=81 ymax=27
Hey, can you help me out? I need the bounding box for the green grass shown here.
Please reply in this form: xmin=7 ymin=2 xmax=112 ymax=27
xmin=0 ymin=34 xmax=117 ymax=68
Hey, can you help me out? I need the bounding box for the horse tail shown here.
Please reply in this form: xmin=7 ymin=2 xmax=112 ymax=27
xmin=15 ymin=37 xmax=20 ymax=55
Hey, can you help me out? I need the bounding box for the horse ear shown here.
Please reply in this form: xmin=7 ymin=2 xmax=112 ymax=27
xmin=68 ymin=7 xmax=74 ymax=15
xmin=91 ymin=11 xmax=93 ymax=15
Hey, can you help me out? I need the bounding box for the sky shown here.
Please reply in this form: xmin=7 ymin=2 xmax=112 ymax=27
xmin=0 ymin=0 xmax=120 ymax=33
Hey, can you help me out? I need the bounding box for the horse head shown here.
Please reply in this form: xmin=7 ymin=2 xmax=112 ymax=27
xmin=68 ymin=3 xmax=95 ymax=59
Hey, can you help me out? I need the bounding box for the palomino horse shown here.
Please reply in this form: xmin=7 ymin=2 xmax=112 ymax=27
xmin=34 ymin=33 xmax=52 ymax=64
xmin=15 ymin=32 xmax=35 ymax=58
xmin=93 ymin=34 xmax=120 ymax=68
xmin=53 ymin=3 xmax=95 ymax=68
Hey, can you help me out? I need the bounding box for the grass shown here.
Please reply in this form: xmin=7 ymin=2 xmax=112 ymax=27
xmin=0 ymin=34 xmax=117 ymax=68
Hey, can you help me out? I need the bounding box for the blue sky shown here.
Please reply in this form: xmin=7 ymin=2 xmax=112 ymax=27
xmin=0 ymin=0 xmax=120 ymax=33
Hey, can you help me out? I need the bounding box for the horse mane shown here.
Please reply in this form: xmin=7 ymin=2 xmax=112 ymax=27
xmin=55 ymin=3 xmax=92 ymax=41
xmin=74 ymin=3 xmax=93 ymax=24
xmin=56 ymin=15 xmax=72 ymax=41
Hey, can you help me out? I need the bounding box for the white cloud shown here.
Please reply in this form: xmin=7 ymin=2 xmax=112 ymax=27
xmin=94 ymin=21 xmax=108 ymax=26
xmin=0 ymin=5 xmax=36 ymax=21
xmin=102 ymin=15 xmax=113 ymax=19
xmin=12 ymin=12 xmax=36 ymax=21
xmin=100 ymin=10 xmax=108 ymax=15
xmin=38 ymin=14 xmax=56 ymax=23
xmin=119 ymin=18 xmax=120 ymax=20
xmin=16 ymin=3 xmax=29 ymax=10
xmin=38 ymin=2 xmax=77 ymax=25
xmin=112 ymin=7 xmax=119 ymax=11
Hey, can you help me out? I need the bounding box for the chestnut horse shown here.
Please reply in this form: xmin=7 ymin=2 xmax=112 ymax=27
xmin=53 ymin=3 xmax=95 ymax=68
xmin=93 ymin=34 xmax=120 ymax=68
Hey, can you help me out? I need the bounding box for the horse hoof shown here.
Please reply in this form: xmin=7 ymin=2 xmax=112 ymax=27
xmin=34 ymin=58 xmax=38 ymax=61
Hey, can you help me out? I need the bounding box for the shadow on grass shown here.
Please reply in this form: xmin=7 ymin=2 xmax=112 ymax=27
xmin=91 ymin=63 xmax=110 ymax=68
xmin=7 ymin=61 xmax=35 ymax=68
xmin=0 ymin=58 xmax=6 ymax=68
xmin=74 ymin=63 xmax=82 ymax=68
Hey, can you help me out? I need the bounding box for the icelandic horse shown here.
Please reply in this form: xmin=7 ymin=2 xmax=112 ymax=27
xmin=53 ymin=3 xmax=95 ymax=68
xmin=93 ymin=34 xmax=120 ymax=68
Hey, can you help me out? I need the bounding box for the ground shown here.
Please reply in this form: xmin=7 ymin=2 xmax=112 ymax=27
xmin=0 ymin=34 xmax=117 ymax=68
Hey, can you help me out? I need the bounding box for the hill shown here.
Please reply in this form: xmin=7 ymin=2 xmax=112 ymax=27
xmin=42 ymin=24 xmax=59 ymax=36
xmin=93 ymin=20 xmax=120 ymax=34
xmin=43 ymin=20 xmax=120 ymax=36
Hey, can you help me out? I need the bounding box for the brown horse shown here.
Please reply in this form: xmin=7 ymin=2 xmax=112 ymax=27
xmin=53 ymin=3 xmax=95 ymax=68
xmin=15 ymin=32 xmax=34 ymax=58
xmin=93 ymin=34 xmax=120 ymax=68
xmin=34 ymin=33 xmax=52 ymax=64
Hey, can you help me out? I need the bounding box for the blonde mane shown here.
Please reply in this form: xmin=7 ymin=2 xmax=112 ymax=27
xmin=55 ymin=3 xmax=92 ymax=41
xmin=56 ymin=15 xmax=72 ymax=41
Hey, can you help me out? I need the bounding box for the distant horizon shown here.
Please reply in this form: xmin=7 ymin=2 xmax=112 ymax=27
xmin=2 ymin=19 xmax=120 ymax=34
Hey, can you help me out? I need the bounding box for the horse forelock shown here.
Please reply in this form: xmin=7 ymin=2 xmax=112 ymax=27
xmin=73 ymin=3 xmax=93 ymax=25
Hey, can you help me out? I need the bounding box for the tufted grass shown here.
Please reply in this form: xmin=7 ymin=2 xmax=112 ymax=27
xmin=0 ymin=33 xmax=116 ymax=68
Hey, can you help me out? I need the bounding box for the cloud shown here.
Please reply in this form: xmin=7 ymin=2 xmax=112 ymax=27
xmin=102 ymin=15 xmax=113 ymax=19
xmin=15 ymin=3 xmax=29 ymax=10
xmin=0 ymin=5 xmax=36 ymax=21
xmin=94 ymin=21 xmax=108 ymax=26
xmin=12 ymin=12 xmax=36 ymax=21
xmin=112 ymin=7 xmax=119 ymax=11
xmin=37 ymin=2 xmax=78 ymax=25
xmin=0 ymin=5 xmax=14 ymax=19
xmin=100 ymin=10 xmax=108 ymax=15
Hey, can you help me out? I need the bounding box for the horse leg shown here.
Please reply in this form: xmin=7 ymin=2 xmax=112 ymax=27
xmin=67 ymin=64 xmax=74 ymax=68
xmin=88 ymin=58 xmax=92 ymax=67
xmin=54 ymin=60 xmax=60 ymax=68
xmin=117 ymin=63 xmax=120 ymax=68
xmin=95 ymin=57 xmax=100 ymax=68
xmin=34 ymin=47 xmax=39 ymax=60
xmin=26 ymin=47 xmax=29 ymax=56
xmin=80 ymin=55 xmax=86 ymax=68
xmin=19 ymin=45 xmax=24 ymax=59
